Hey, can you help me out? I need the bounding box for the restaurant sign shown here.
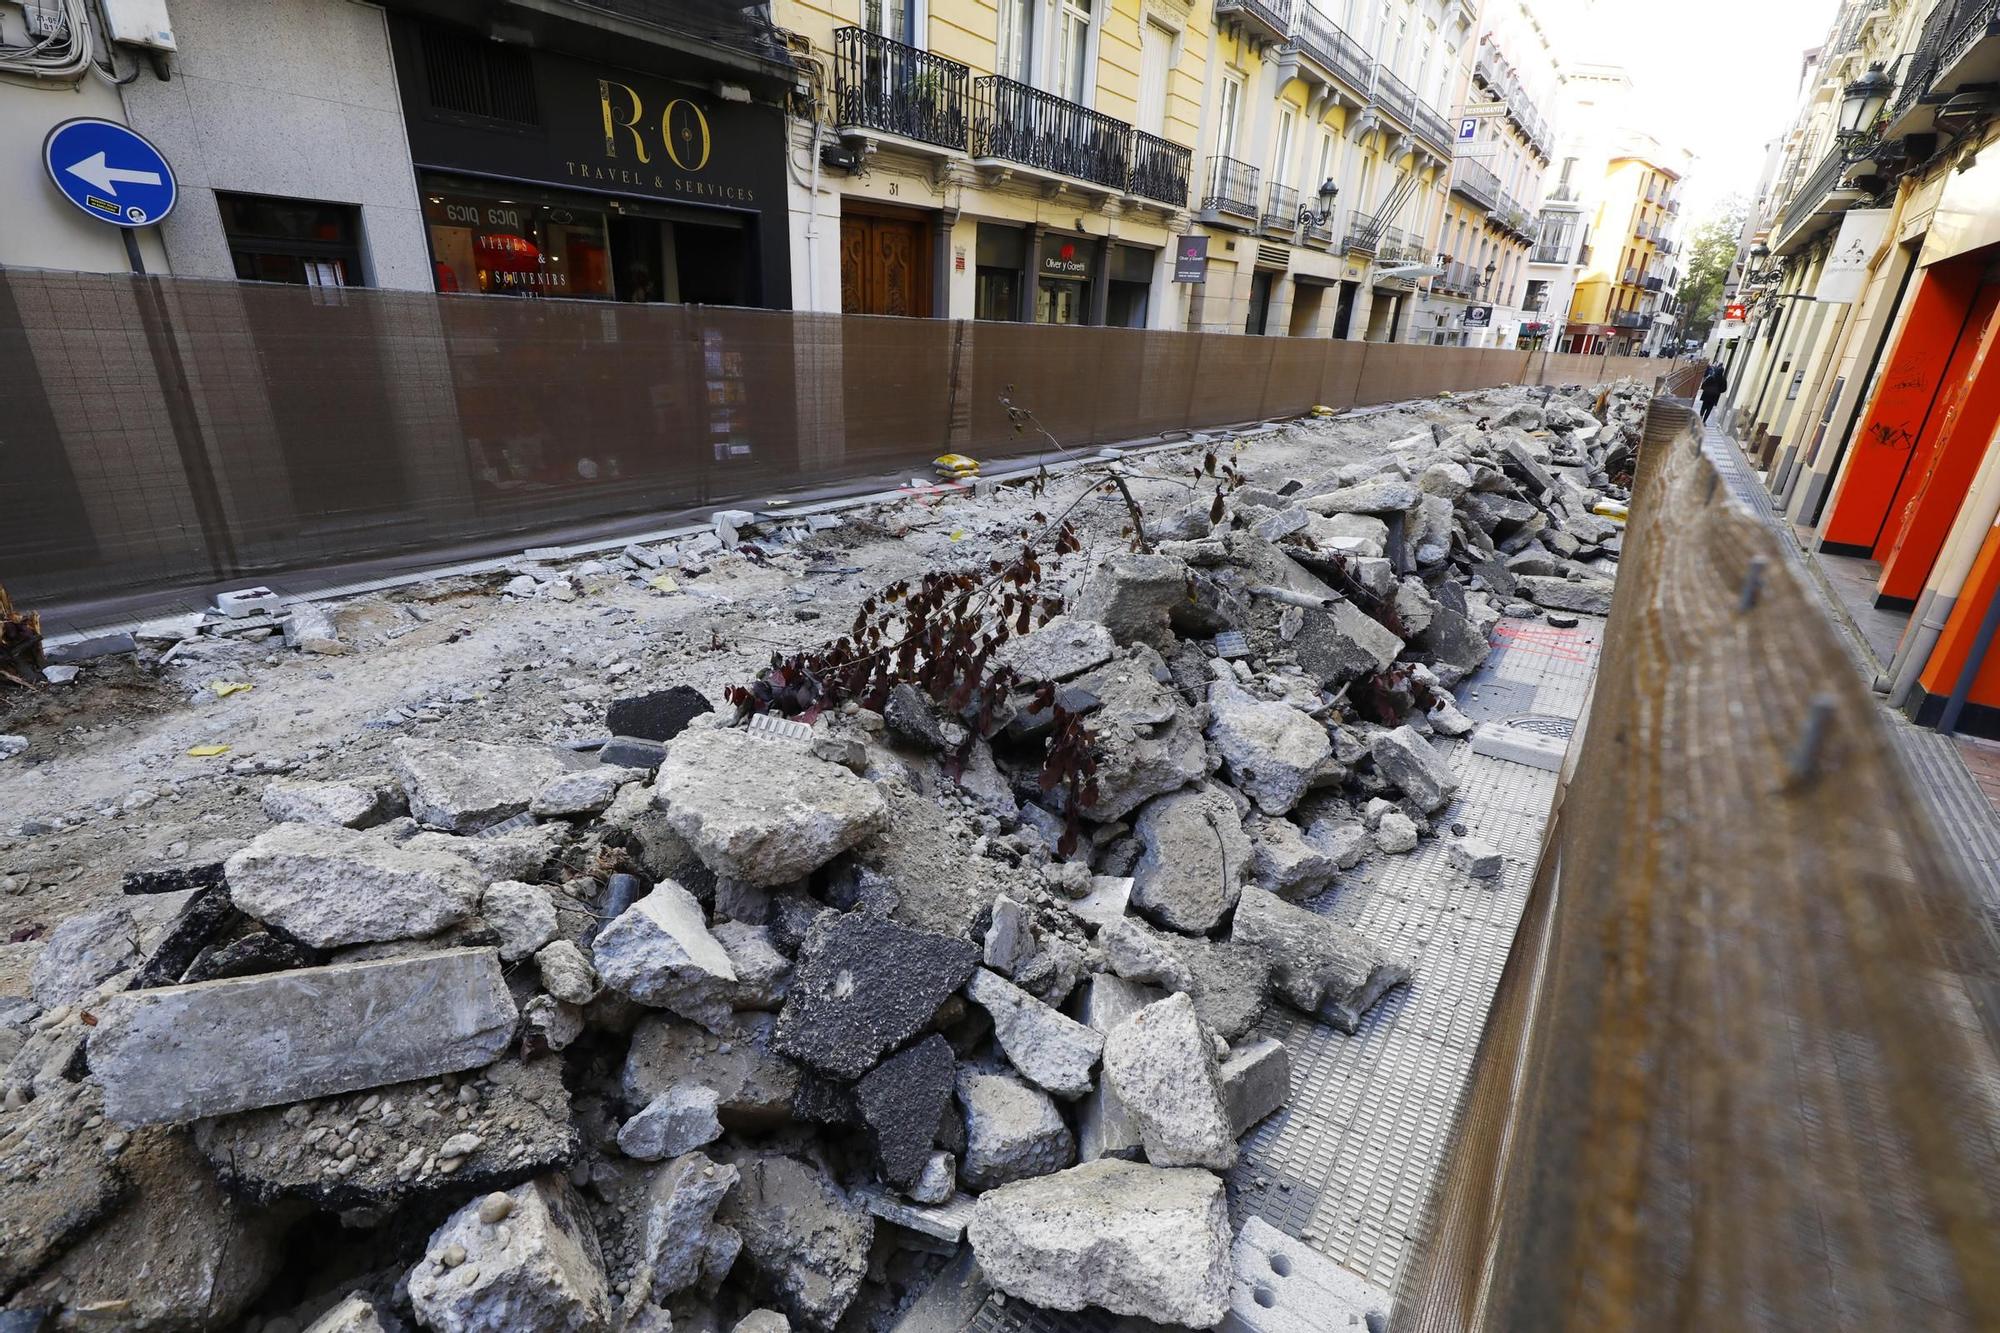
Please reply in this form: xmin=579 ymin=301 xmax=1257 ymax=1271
xmin=1040 ymin=236 xmax=1094 ymax=281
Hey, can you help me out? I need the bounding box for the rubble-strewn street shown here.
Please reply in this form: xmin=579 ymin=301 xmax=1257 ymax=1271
xmin=0 ymin=379 xmax=1652 ymax=1332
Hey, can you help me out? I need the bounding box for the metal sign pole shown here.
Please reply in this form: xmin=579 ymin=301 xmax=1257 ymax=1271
xmin=122 ymin=228 xmax=145 ymax=276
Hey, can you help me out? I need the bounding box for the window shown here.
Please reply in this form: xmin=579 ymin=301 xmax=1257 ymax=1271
xmin=1137 ymin=19 xmax=1174 ymax=135
xmin=1217 ymin=74 xmax=1243 ymax=160
xmin=997 ymin=0 xmax=1032 ymax=81
xmin=1273 ymin=108 xmax=1295 ymax=188
xmin=1054 ymin=0 xmax=1094 ymax=102
xmin=219 ymin=192 xmax=366 ymax=287
xmin=863 ymin=0 xmax=912 ymax=43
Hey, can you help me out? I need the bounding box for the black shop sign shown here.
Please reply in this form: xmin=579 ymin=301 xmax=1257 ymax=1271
xmin=393 ymin=24 xmax=786 ymax=221
xmin=1040 ymin=236 xmax=1094 ymax=281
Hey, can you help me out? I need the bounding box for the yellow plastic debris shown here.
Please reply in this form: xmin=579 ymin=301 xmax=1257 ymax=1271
xmin=950 ymin=530 xmax=967 ymax=541
xmin=1592 ymin=499 xmax=1630 ymax=523
xmin=1309 ymin=404 xmax=1336 ymax=418
xmin=648 ymin=574 xmax=680 ymax=593
xmin=186 ymin=744 xmax=231 ymax=757
xmin=210 ymin=681 xmax=252 ymax=698
xmin=933 ymin=453 xmax=981 ymax=479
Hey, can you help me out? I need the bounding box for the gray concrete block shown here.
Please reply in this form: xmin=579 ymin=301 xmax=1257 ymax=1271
xmin=1468 ymin=721 xmax=1567 ymax=772
xmin=1222 ymin=1216 xmax=1390 ymax=1333
xmin=89 ymin=947 xmax=517 ymax=1127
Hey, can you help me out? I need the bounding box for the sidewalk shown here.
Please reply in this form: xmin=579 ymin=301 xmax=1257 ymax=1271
xmin=1704 ymin=420 xmax=2000 ymax=924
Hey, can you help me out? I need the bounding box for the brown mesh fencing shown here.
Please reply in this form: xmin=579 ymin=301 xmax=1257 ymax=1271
xmin=1395 ymin=397 xmax=2000 ymax=1332
xmin=0 ymin=268 xmax=1677 ymax=605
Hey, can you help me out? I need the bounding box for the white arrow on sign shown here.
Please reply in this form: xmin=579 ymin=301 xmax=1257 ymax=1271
xmin=65 ymin=150 xmax=163 ymax=196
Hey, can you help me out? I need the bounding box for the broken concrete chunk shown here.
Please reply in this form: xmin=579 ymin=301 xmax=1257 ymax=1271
xmin=773 ymin=912 xmax=977 ymax=1079
xmin=195 ymin=1056 xmax=576 ymax=1210
xmin=223 ymin=822 xmax=484 ymax=948
xmin=537 ymin=939 xmax=600 ymax=1006
xmin=1375 ymin=810 xmax=1420 ymax=853
xmin=1073 ymin=551 xmax=1189 ymax=650
xmin=1206 ymin=677 xmax=1335 ymax=816
xmin=1229 ymin=1214 xmax=1393 ymax=1333
xmin=1130 ymin=783 xmax=1252 ymax=935
xmin=13 ymin=1123 xmax=288 ymax=1333
xmin=656 ymin=727 xmax=888 ymax=886
xmin=1101 ymin=992 xmax=1236 ymax=1169
xmin=1069 ymin=973 xmax=1162 ymax=1163
xmin=964 ymin=968 xmax=1103 ymax=1099
xmin=483 ymin=880 xmax=558 ymax=961
xmin=407 ymin=1176 xmax=612 ymax=1333
xmin=1451 ymin=836 xmax=1503 ymax=879
xmin=1302 ymin=477 xmax=1422 ymax=516
xmin=623 ymin=1012 xmax=799 ymax=1128
xmin=302 ymin=1292 xmax=401 ymax=1333
xmin=854 ymin=1033 xmax=956 ymax=1191
xmin=956 ymin=1066 xmax=1075 ymax=1190
xmin=1220 ymin=1036 xmax=1291 ymax=1136
xmin=639 ymin=1150 xmax=741 ymax=1299
xmin=1231 ymin=888 xmax=1410 ymax=1033
xmin=30 ymin=903 xmax=138 ymax=1008
xmin=619 ymin=1084 xmax=724 ymax=1161
xmin=261 ymin=775 xmax=403 ymax=829
xmin=982 ymin=894 xmax=1033 ymax=975
xmin=715 ymin=1149 xmax=874 ymax=1331
xmin=967 ymin=1159 xmax=1232 ymax=1326
xmin=1518 ymin=573 xmax=1615 ymax=615
xmin=592 ymin=883 xmax=739 ymax=1032
xmin=1369 ymin=725 xmax=1460 ymax=814
xmin=1067 ymin=874 xmax=1133 ymax=932
xmin=856 ymin=1184 xmax=977 ymax=1243
xmin=1292 ymin=600 xmax=1404 ymax=687
xmin=1250 ymin=815 xmax=1339 ymax=900
xmin=714 ymin=919 xmax=792 ymax=1011
xmin=0 ymin=1081 xmax=128 ymax=1294
xmin=992 ymin=613 xmax=1118 ymax=680
xmin=391 ymin=738 xmax=566 ymax=833
xmin=88 ymin=948 xmax=517 ymax=1127
xmin=531 ymin=765 xmax=643 ymax=817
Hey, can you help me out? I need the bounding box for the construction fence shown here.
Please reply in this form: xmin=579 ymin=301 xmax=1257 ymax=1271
xmin=1396 ymin=397 xmax=2000 ymax=1330
xmin=2 ymin=268 xmax=1677 ymax=606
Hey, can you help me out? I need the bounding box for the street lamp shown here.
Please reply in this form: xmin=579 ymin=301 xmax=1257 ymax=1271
xmin=1479 ymin=260 xmax=1498 ymax=298
xmin=1297 ymin=178 xmax=1340 ymax=230
xmin=1838 ymin=62 xmax=1894 ymax=148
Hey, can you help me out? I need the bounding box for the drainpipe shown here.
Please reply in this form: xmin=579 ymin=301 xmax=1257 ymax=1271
xmin=1883 ymin=421 xmax=2000 ymax=703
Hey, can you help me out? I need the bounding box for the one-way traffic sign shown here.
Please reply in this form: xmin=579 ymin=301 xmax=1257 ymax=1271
xmin=42 ymin=118 xmax=178 ymax=228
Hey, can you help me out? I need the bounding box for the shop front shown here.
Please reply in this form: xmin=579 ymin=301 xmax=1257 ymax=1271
xmin=383 ymin=16 xmax=797 ymax=522
xmin=389 ymin=17 xmax=791 ymax=309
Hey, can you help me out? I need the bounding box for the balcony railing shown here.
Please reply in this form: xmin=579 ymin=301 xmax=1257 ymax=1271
xmin=1774 ymin=141 xmax=1862 ymax=238
xmin=1285 ymin=4 xmax=1370 ymax=93
xmin=1202 ymin=154 xmax=1261 ymax=220
xmin=1215 ymin=0 xmax=1296 ymax=45
xmin=1344 ymin=209 xmax=1393 ymax=255
xmin=1643 ymin=276 xmax=1665 ymax=292
xmin=1894 ymin=0 xmax=2000 ymax=120
xmin=1129 ymin=129 xmax=1191 ymax=207
xmin=1614 ymin=311 xmax=1647 ymax=329
xmin=1624 ymin=267 xmax=1640 ymax=283
xmin=971 ymin=75 xmax=1131 ymax=191
xmin=1304 ymin=216 xmax=1335 ymax=248
xmin=1451 ymin=159 xmax=1501 ymax=210
xmin=1413 ymin=101 xmax=1456 ymax=158
xmin=833 ymin=27 xmax=971 ymax=151
xmin=1261 ymin=180 xmax=1300 ymax=232
xmin=1367 ymin=64 xmax=1419 ymax=128
xmin=1491 ymin=190 xmax=1534 ymax=238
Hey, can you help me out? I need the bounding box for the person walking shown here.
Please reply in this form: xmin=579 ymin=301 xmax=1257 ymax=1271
xmin=1700 ymin=361 xmax=1729 ymax=422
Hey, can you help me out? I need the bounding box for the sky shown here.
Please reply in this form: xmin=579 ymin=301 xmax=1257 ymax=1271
xmin=1558 ymin=0 xmax=1844 ymax=224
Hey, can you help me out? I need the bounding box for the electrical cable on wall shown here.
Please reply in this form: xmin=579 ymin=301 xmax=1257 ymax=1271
xmin=0 ymin=0 xmax=96 ymax=82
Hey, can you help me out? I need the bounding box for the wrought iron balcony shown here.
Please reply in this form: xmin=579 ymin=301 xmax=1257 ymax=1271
xmin=1893 ymin=0 xmax=2000 ymax=121
xmin=1614 ymin=311 xmax=1647 ymax=329
xmin=1643 ymin=275 xmax=1665 ymax=292
xmin=1214 ymin=0 xmax=1296 ymax=46
xmin=1413 ymin=101 xmax=1456 ymax=159
xmin=1262 ymin=181 xmax=1300 ymax=233
xmin=1343 ymin=210 xmax=1393 ymax=255
xmin=1366 ymin=64 xmax=1419 ymax=130
xmin=971 ymin=75 xmax=1131 ymax=191
xmin=1623 ymin=267 xmax=1640 ymax=283
xmin=1130 ymin=130 xmax=1191 ymax=207
xmin=1451 ymin=159 xmax=1500 ymax=210
xmin=1202 ymin=154 xmax=1261 ymax=220
xmin=1284 ymin=4 xmax=1370 ymax=94
xmin=833 ymin=27 xmax=971 ymax=151
xmin=1304 ymin=216 xmax=1335 ymax=248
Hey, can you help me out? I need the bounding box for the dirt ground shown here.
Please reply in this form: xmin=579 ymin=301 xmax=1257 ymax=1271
xmin=0 ymin=394 xmax=1504 ymax=997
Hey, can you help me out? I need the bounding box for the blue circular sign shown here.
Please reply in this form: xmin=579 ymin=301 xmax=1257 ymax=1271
xmin=42 ymin=117 xmax=177 ymax=229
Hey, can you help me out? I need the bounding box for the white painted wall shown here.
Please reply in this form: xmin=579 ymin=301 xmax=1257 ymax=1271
xmin=117 ymin=0 xmax=431 ymax=288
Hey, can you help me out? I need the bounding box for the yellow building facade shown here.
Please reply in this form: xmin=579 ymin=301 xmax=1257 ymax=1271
xmin=770 ymin=0 xmax=1482 ymax=337
xmin=1565 ymin=146 xmax=1683 ymax=353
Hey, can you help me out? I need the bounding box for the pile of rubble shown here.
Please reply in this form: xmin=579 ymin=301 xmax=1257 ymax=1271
xmin=0 ymin=380 xmax=1647 ymax=1332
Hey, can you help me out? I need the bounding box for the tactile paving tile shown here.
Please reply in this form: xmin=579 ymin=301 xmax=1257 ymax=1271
xmin=959 ymin=617 xmax=1604 ymax=1328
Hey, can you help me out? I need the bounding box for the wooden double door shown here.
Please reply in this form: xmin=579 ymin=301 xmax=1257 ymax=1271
xmin=841 ymin=208 xmax=934 ymax=317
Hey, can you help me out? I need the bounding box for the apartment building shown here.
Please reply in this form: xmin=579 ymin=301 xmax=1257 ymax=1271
xmin=778 ymin=0 xmax=1481 ymax=336
xmin=1717 ymin=0 xmax=2000 ymax=737
xmin=1415 ymin=0 xmax=1555 ymax=348
xmin=1563 ymin=135 xmax=1688 ymax=355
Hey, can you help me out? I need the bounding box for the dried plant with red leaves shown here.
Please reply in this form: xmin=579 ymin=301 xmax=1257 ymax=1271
xmin=0 ymin=584 xmax=44 ymax=689
xmin=728 ymin=516 xmax=1102 ymax=854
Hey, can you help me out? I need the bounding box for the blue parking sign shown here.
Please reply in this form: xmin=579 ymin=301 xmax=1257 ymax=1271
xmin=42 ymin=118 xmax=177 ymax=228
